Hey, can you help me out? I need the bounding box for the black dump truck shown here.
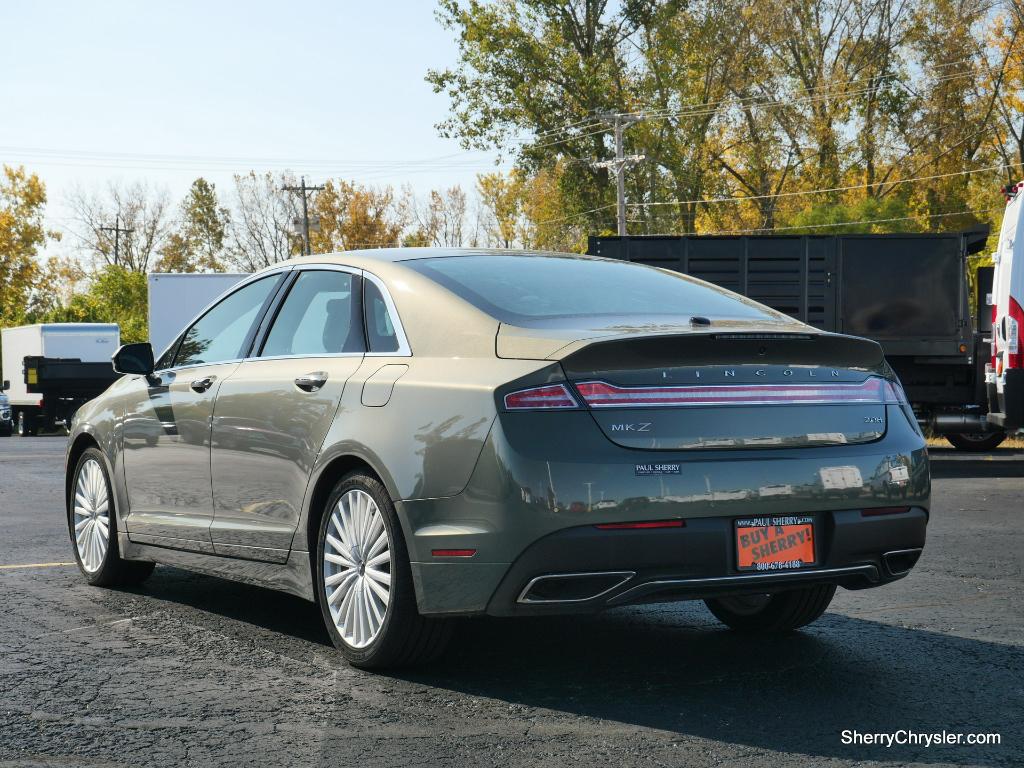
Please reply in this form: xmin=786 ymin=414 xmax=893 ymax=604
xmin=589 ymin=228 xmax=1008 ymax=450
xmin=0 ymin=323 xmax=122 ymax=436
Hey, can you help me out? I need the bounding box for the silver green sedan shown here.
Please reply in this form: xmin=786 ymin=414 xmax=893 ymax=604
xmin=66 ymin=249 xmax=929 ymax=667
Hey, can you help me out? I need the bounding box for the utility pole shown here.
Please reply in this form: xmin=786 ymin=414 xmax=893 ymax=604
xmin=99 ymin=213 xmax=133 ymax=267
xmin=591 ymin=112 xmax=645 ymax=236
xmin=282 ymin=176 xmax=325 ymax=255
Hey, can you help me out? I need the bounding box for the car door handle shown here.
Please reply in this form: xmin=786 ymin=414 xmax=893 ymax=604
xmin=190 ymin=376 xmax=216 ymax=393
xmin=295 ymin=371 xmax=328 ymax=392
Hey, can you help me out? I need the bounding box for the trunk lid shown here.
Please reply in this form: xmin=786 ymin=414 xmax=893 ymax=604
xmin=522 ymin=325 xmax=893 ymax=450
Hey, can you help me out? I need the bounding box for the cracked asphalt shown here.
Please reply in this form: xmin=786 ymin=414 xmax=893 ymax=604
xmin=1 ymin=437 xmax=1022 ymax=767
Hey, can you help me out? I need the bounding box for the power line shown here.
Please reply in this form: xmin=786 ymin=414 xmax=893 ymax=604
xmin=538 ymin=161 xmax=1021 ymax=226
xmin=529 ymin=63 xmax=983 ymax=149
xmin=628 ymin=160 xmax=1024 ymax=210
xmin=698 ymin=205 xmax=1005 ymax=236
xmin=537 ymin=202 xmax=618 ymax=226
xmin=530 ymin=56 xmax=984 ymax=145
xmin=0 ymin=145 xmax=495 ymax=168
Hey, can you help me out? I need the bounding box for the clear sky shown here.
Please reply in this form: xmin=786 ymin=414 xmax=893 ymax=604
xmin=0 ymin=0 xmax=506 ymax=245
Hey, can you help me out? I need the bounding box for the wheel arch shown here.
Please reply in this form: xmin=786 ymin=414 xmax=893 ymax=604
xmin=302 ymin=451 xmax=404 ymax=575
xmin=65 ymin=431 xmax=102 ymax=517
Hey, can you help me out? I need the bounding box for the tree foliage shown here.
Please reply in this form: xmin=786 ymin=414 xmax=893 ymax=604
xmin=225 ymin=172 xmax=303 ymax=271
xmin=0 ymin=166 xmax=53 ymax=326
xmin=310 ymin=180 xmax=408 ymax=252
xmin=66 ymin=181 xmax=172 ymax=272
xmin=429 ymin=0 xmax=1024 ymax=239
xmin=42 ymin=265 xmax=149 ymax=343
xmin=157 ymin=178 xmax=230 ymax=272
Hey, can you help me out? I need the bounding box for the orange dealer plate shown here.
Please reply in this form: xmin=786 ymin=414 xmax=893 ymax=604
xmin=735 ymin=516 xmax=816 ymax=572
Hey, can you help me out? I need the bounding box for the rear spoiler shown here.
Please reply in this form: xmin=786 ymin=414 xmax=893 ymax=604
xmin=559 ymin=332 xmax=887 ymax=375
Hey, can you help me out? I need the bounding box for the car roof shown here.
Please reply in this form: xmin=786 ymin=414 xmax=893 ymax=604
xmin=283 ymin=247 xmax=604 ymax=267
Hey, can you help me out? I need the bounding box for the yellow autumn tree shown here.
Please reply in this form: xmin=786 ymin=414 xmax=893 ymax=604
xmin=309 ymin=180 xmax=407 ymax=253
xmin=0 ymin=166 xmax=52 ymax=326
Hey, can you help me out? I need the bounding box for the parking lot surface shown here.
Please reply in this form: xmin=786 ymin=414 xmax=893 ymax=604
xmin=1 ymin=436 xmax=1021 ymax=767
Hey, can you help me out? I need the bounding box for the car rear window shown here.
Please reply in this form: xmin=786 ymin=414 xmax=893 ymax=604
xmin=407 ymin=254 xmax=778 ymax=324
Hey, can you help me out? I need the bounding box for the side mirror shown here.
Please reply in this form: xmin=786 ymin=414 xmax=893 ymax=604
xmin=112 ymin=343 xmax=155 ymax=376
xmin=1 ymin=380 xmax=8 ymax=391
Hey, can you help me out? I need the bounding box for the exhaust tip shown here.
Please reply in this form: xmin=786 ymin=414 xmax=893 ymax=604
xmin=883 ymin=548 xmax=922 ymax=576
xmin=518 ymin=571 xmax=634 ymax=604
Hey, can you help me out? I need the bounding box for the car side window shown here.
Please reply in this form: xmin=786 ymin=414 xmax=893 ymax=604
xmin=260 ymin=270 xmax=366 ymax=357
xmin=364 ymin=279 xmax=400 ymax=353
xmin=173 ymin=276 xmax=279 ymax=368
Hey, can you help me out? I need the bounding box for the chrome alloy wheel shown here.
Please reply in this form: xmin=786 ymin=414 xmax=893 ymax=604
xmin=322 ymin=489 xmax=393 ymax=648
xmin=73 ymin=458 xmax=110 ymax=573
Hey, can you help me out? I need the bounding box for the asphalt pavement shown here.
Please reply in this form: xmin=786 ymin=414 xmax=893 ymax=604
xmin=0 ymin=437 xmax=1021 ymax=767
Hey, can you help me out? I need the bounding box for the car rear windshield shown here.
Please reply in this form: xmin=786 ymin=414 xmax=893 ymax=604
xmin=408 ymin=254 xmax=778 ymax=324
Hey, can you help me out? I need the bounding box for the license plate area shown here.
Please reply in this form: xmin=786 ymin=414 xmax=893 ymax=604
xmin=735 ymin=515 xmax=817 ymax=572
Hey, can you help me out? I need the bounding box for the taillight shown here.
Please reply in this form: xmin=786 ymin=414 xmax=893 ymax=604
xmin=886 ymin=378 xmax=910 ymax=405
xmin=861 ymin=506 xmax=910 ymax=517
xmin=574 ymin=377 xmax=905 ymax=408
xmin=991 ymin=301 xmax=998 ymax=369
xmin=503 ymin=383 xmax=578 ymax=410
xmin=1006 ymin=297 xmax=1023 ymax=370
xmin=595 ymin=519 xmax=685 ymax=530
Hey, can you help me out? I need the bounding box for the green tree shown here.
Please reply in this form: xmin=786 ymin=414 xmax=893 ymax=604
xmin=477 ymin=171 xmax=521 ymax=247
xmin=26 ymin=256 xmax=86 ymax=320
xmin=430 ymin=0 xmax=1019 ymax=239
xmin=157 ymin=178 xmax=230 ymax=272
xmin=44 ymin=266 xmax=148 ymax=343
xmin=427 ymin=0 xmax=641 ymax=235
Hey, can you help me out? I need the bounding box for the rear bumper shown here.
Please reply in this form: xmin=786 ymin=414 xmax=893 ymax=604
xmin=483 ymin=506 xmax=926 ymax=616
xmin=986 ymin=367 xmax=1024 ymax=430
xmin=404 ymin=409 xmax=930 ymax=616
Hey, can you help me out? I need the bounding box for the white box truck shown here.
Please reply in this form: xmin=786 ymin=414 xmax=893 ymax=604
xmin=148 ymin=273 xmax=247 ymax=355
xmin=0 ymin=323 xmax=121 ymax=436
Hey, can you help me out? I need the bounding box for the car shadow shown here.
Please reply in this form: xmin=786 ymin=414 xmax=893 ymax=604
xmin=126 ymin=569 xmax=1020 ymax=765
xmin=397 ymin=605 xmax=1021 ymax=765
xmin=121 ymin=566 xmax=331 ymax=646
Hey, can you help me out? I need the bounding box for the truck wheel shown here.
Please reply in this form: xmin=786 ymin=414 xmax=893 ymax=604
xmin=946 ymin=431 xmax=1006 ymax=452
xmin=16 ymin=411 xmax=37 ymax=437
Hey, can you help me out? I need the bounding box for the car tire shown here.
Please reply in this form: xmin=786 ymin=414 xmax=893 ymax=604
xmin=705 ymin=584 xmax=836 ymax=632
xmin=69 ymin=447 xmax=155 ymax=587
xmin=315 ymin=471 xmax=452 ymax=669
xmin=946 ymin=431 xmax=1006 ymax=452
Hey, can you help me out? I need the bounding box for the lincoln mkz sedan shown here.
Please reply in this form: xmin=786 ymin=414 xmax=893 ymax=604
xmin=66 ymin=249 xmax=929 ymax=667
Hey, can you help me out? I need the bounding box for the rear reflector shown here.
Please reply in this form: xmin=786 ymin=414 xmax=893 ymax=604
xmin=595 ymin=519 xmax=685 ymax=530
xmin=504 ymin=383 xmax=578 ymax=410
xmin=1006 ymin=296 xmax=1023 ymax=370
xmin=431 ymin=549 xmax=477 ymax=557
xmin=861 ymin=506 xmax=911 ymax=517
xmin=575 ymin=377 xmax=905 ymax=408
